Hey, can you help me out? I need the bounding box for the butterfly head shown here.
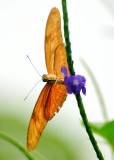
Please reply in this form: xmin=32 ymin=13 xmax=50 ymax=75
xmin=42 ymin=74 xmax=48 ymax=82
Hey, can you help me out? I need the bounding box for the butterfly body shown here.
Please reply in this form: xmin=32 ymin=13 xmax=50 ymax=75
xmin=27 ymin=7 xmax=69 ymax=151
xmin=42 ymin=74 xmax=64 ymax=84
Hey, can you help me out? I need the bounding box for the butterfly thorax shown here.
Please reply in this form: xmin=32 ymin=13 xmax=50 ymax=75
xmin=42 ymin=74 xmax=64 ymax=84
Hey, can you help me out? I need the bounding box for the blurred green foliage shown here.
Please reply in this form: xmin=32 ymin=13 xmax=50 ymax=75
xmin=90 ymin=121 xmax=114 ymax=151
xmin=0 ymin=112 xmax=78 ymax=160
xmin=81 ymin=58 xmax=114 ymax=157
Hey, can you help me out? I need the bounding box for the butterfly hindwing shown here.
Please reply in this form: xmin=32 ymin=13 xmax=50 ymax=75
xmin=44 ymin=83 xmax=67 ymax=120
xmin=27 ymin=83 xmax=67 ymax=151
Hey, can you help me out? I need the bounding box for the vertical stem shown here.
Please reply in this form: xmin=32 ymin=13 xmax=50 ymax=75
xmin=61 ymin=0 xmax=105 ymax=160
xmin=61 ymin=0 xmax=75 ymax=75
xmin=76 ymin=94 xmax=104 ymax=160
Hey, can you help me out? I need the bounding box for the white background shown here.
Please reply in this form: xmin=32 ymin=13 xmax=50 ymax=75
xmin=0 ymin=0 xmax=114 ymax=159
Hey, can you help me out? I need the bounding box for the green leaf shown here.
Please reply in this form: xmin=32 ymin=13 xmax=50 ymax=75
xmin=90 ymin=120 xmax=114 ymax=151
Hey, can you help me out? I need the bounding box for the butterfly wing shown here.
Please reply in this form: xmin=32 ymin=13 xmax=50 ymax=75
xmin=44 ymin=43 xmax=70 ymax=120
xmin=27 ymin=83 xmax=52 ymax=151
xmin=44 ymin=83 xmax=67 ymax=120
xmin=45 ymin=7 xmax=62 ymax=74
xmin=27 ymin=7 xmax=70 ymax=151
xmin=54 ymin=42 xmax=70 ymax=79
xmin=44 ymin=8 xmax=70 ymax=133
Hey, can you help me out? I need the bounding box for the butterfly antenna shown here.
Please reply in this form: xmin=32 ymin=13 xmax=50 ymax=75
xmin=27 ymin=55 xmax=41 ymax=77
xmin=24 ymin=79 xmax=42 ymax=100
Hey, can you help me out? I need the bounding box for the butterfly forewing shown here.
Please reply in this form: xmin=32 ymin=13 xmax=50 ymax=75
xmin=27 ymin=84 xmax=52 ymax=151
xmin=54 ymin=43 xmax=70 ymax=80
xmin=45 ymin=7 xmax=63 ymax=74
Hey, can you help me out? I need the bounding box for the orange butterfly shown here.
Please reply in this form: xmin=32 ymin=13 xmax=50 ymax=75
xmin=27 ymin=7 xmax=70 ymax=151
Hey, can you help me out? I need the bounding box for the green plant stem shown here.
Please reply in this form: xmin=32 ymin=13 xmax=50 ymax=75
xmin=76 ymin=94 xmax=104 ymax=160
xmin=0 ymin=132 xmax=34 ymax=160
xmin=61 ymin=0 xmax=105 ymax=160
xmin=61 ymin=0 xmax=75 ymax=75
xmin=80 ymin=58 xmax=108 ymax=121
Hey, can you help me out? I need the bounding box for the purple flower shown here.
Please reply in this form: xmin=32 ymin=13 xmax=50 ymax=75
xmin=61 ymin=66 xmax=86 ymax=95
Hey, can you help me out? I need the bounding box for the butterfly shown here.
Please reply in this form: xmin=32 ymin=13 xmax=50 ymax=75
xmin=27 ymin=7 xmax=70 ymax=151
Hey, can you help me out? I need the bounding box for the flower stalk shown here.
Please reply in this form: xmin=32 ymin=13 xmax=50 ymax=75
xmin=61 ymin=0 xmax=105 ymax=160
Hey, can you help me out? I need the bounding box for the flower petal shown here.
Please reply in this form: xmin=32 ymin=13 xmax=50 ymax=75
xmin=61 ymin=66 xmax=68 ymax=76
xmin=61 ymin=66 xmax=86 ymax=95
xmin=82 ymin=87 xmax=86 ymax=95
xmin=66 ymin=85 xmax=73 ymax=94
